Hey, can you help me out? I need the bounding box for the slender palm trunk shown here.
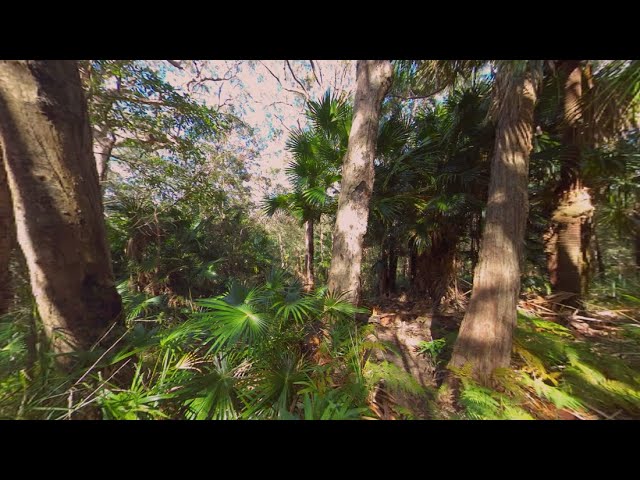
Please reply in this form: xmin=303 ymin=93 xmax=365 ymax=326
xmin=388 ymin=234 xmax=398 ymax=295
xmin=327 ymin=60 xmax=393 ymax=304
xmin=0 ymin=151 xmax=14 ymax=314
xmin=448 ymin=65 xmax=539 ymax=383
xmin=548 ymin=61 xmax=594 ymax=301
xmin=0 ymin=61 xmax=122 ymax=362
xmin=304 ymin=219 xmax=315 ymax=290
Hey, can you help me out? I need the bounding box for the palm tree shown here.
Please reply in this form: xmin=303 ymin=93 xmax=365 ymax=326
xmin=448 ymin=61 xmax=541 ymax=383
xmin=264 ymin=92 xmax=351 ymax=290
xmin=539 ymin=60 xmax=640 ymax=302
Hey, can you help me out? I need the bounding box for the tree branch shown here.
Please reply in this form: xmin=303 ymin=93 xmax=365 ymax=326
xmin=309 ymin=60 xmax=322 ymax=87
xmin=166 ymin=60 xmax=184 ymax=70
xmin=260 ymin=61 xmax=308 ymax=101
xmin=286 ymin=60 xmax=310 ymax=99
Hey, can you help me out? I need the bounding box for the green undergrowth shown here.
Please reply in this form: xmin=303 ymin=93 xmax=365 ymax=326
xmin=0 ymin=270 xmax=429 ymax=420
xmin=449 ymin=309 xmax=640 ymax=420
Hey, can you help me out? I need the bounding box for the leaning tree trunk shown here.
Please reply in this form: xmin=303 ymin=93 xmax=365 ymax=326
xmin=548 ymin=60 xmax=594 ymax=302
xmin=0 ymin=61 xmax=122 ymax=362
xmin=327 ymin=60 xmax=393 ymax=305
xmin=304 ymin=218 xmax=315 ymax=291
xmin=0 ymin=151 xmax=14 ymax=315
xmin=448 ymin=64 xmax=539 ymax=383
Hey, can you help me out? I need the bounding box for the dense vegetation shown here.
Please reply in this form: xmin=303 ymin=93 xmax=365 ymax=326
xmin=0 ymin=60 xmax=638 ymax=420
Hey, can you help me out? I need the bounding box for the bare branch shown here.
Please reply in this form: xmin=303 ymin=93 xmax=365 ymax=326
xmin=286 ymin=60 xmax=310 ymax=99
xmin=166 ymin=60 xmax=184 ymax=70
xmin=309 ymin=60 xmax=322 ymax=87
xmin=259 ymin=61 xmax=308 ymax=101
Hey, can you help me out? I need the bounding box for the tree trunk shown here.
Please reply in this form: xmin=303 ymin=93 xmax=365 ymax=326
xmin=548 ymin=60 xmax=594 ymax=301
xmin=0 ymin=61 xmax=122 ymax=362
xmin=408 ymin=245 xmax=417 ymax=289
xmin=327 ymin=60 xmax=393 ymax=304
xmin=448 ymin=64 xmax=539 ymax=383
xmin=304 ymin=218 xmax=315 ymax=290
xmin=378 ymin=236 xmax=389 ymax=298
xmin=593 ymin=228 xmax=606 ymax=277
xmin=413 ymin=231 xmax=458 ymax=315
xmin=0 ymin=151 xmax=14 ymax=315
xmin=388 ymin=235 xmax=398 ymax=295
xmin=93 ymin=125 xmax=116 ymax=183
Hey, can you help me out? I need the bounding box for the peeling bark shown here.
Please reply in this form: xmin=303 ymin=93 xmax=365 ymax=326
xmin=0 ymin=61 xmax=122 ymax=362
xmin=448 ymin=65 xmax=539 ymax=383
xmin=327 ymin=60 xmax=393 ymax=305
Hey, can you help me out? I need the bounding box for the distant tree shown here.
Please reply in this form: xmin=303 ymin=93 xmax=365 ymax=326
xmin=264 ymin=92 xmax=351 ymax=290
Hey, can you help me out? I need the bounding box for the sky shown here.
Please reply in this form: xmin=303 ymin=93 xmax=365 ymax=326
xmin=158 ymin=60 xmax=357 ymax=203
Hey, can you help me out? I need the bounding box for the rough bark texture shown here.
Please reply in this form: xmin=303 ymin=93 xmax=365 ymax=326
xmin=0 ymin=150 xmax=14 ymax=314
xmin=387 ymin=235 xmax=398 ymax=295
xmin=548 ymin=61 xmax=594 ymax=301
xmin=0 ymin=61 xmax=122 ymax=360
xmin=304 ymin=219 xmax=315 ymax=290
xmin=448 ymin=66 xmax=538 ymax=383
xmin=327 ymin=60 xmax=393 ymax=304
xmin=413 ymin=229 xmax=459 ymax=314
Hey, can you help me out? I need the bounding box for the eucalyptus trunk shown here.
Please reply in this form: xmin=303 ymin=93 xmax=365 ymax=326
xmin=0 ymin=61 xmax=122 ymax=362
xmin=327 ymin=60 xmax=393 ymax=304
xmin=449 ymin=64 xmax=539 ymax=383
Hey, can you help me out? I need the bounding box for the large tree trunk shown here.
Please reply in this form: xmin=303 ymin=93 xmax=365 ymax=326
xmin=0 ymin=151 xmax=14 ymax=315
xmin=304 ymin=219 xmax=315 ymax=290
xmin=0 ymin=61 xmax=122 ymax=362
xmin=327 ymin=60 xmax=393 ymax=304
xmin=448 ymin=64 xmax=539 ymax=383
xmin=548 ymin=61 xmax=594 ymax=302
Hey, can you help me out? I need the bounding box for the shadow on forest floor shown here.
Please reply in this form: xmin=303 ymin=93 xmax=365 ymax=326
xmin=363 ymin=291 xmax=640 ymax=420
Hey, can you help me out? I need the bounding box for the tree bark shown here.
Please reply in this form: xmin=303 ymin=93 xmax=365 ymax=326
xmin=0 ymin=61 xmax=122 ymax=362
xmin=548 ymin=60 xmax=594 ymax=301
xmin=414 ymin=231 xmax=458 ymax=314
xmin=327 ymin=60 xmax=393 ymax=305
xmin=0 ymin=150 xmax=14 ymax=315
xmin=448 ymin=64 xmax=539 ymax=383
xmin=387 ymin=234 xmax=398 ymax=295
xmin=93 ymin=125 xmax=116 ymax=183
xmin=304 ymin=218 xmax=315 ymax=290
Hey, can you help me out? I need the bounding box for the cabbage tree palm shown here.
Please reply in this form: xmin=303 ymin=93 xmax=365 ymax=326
xmin=264 ymin=92 xmax=351 ymax=290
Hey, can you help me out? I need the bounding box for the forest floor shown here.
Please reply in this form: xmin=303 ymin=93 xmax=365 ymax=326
xmin=364 ymin=291 xmax=640 ymax=420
